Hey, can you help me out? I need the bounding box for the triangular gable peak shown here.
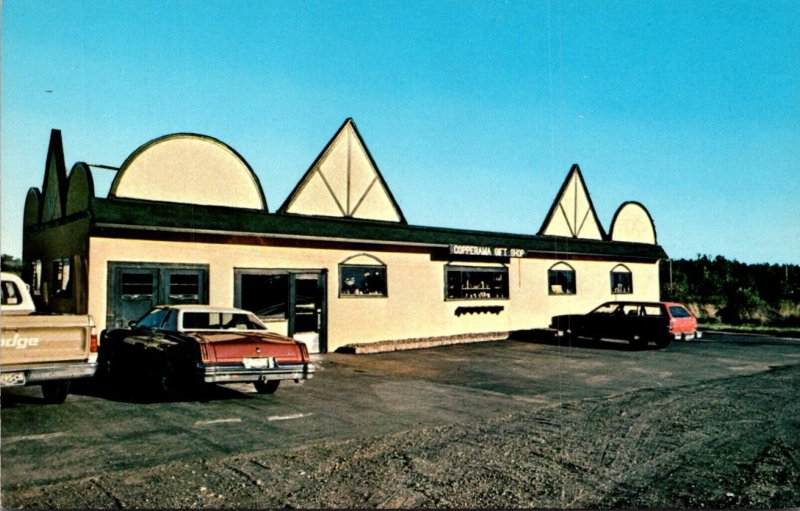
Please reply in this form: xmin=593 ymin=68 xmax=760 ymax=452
xmin=538 ymin=164 xmax=606 ymax=240
xmin=40 ymin=129 xmax=69 ymax=223
xmin=279 ymin=119 xmax=407 ymax=224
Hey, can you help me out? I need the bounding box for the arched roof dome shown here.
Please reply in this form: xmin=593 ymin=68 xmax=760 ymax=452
xmin=109 ymin=133 xmax=266 ymax=210
xmin=610 ymin=201 xmax=657 ymax=244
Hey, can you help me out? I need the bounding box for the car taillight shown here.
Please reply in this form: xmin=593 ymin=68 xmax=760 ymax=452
xmin=90 ymin=327 xmax=98 ymax=353
xmin=299 ymin=343 xmax=310 ymax=362
xmin=668 ymin=318 xmax=676 ymax=333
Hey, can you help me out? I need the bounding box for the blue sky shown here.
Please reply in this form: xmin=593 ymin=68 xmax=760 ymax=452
xmin=2 ymin=0 xmax=798 ymax=264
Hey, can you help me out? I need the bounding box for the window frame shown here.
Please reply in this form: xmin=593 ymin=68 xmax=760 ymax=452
xmin=548 ymin=262 xmax=577 ymax=296
xmin=1 ymin=279 xmax=23 ymax=306
xmin=610 ymin=264 xmax=633 ymax=295
xmin=444 ymin=264 xmax=509 ymax=301
xmin=338 ymin=254 xmax=388 ymax=298
xmin=52 ymin=257 xmax=73 ymax=298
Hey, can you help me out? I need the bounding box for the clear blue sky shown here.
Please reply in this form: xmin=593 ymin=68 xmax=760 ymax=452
xmin=2 ymin=0 xmax=798 ymax=264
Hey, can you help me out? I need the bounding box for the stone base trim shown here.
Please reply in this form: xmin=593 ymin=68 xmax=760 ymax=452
xmin=336 ymin=332 xmax=510 ymax=354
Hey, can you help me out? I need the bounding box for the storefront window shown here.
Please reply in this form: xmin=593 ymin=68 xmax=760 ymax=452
xmin=30 ymin=260 xmax=42 ymax=295
xmin=548 ymin=262 xmax=576 ymax=295
xmin=52 ymin=257 xmax=72 ymax=297
xmin=446 ymin=265 xmax=508 ymax=300
xmin=611 ymin=264 xmax=633 ymax=294
xmin=340 ymin=265 xmax=387 ymax=297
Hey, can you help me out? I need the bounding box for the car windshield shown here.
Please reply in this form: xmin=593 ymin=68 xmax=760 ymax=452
xmin=135 ymin=308 xmax=169 ymax=329
xmin=181 ymin=311 xmax=268 ymax=331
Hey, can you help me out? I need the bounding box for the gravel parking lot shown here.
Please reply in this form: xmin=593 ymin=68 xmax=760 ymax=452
xmin=2 ymin=332 xmax=800 ymax=508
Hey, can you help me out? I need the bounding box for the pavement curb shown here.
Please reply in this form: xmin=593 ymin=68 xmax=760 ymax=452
xmin=337 ymin=331 xmax=510 ymax=354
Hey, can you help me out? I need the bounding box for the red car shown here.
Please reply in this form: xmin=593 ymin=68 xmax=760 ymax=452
xmin=551 ymin=301 xmax=701 ymax=349
xmin=99 ymin=305 xmax=314 ymax=394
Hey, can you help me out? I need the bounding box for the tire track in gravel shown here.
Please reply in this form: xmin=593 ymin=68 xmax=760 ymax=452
xmin=5 ymin=365 xmax=799 ymax=509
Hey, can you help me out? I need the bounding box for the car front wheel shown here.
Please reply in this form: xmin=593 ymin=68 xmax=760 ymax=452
xmin=254 ymin=379 xmax=280 ymax=394
xmin=629 ymin=334 xmax=648 ymax=350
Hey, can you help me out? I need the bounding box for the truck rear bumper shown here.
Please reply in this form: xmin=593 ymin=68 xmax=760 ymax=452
xmin=202 ymin=363 xmax=315 ymax=384
xmin=1 ymin=362 xmax=98 ymax=387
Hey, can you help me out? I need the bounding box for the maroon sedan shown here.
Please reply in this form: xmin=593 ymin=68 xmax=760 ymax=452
xmin=99 ymin=305 xmax=314 ymax=394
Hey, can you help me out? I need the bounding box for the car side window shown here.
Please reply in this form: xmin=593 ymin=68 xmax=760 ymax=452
xmin=641 ymin=305 xmax=664 ymax=317
xmin=1 ymin=280 xmax=22 ymax=305
xmin=137 ymin=308 xmax=169 ymax=329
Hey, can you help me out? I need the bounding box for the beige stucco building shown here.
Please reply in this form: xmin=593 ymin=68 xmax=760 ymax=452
xmin=22 ymin=119 xmax=666 ymax=353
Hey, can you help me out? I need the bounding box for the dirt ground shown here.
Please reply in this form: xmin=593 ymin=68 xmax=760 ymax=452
xmin=6 ymin=363 xmax=799 ymax=509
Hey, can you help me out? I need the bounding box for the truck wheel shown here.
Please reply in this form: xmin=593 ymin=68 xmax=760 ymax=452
xmin=42 ymin=381 xmax=70 ymax=404
xmin=254 ymin=379 xmax=280 ymax=394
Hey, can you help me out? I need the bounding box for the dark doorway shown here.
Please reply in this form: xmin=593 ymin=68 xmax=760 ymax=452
xmin=235 ymin=269 xmax=327 ymax=353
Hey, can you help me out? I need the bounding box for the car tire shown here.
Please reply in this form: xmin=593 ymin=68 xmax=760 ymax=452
xmin=154 ymin=361 xmax=181 ymax=395
xmin=629 ymin=334 xmax=648 ymax=350
xmin=97 ymin=349 xmax=116 ymax=382
xmin=655 ymin=335 xmax=672 ymax=349
xmin=42 ymin=381 xmax=70 ymax=404
xmin=254 ymin=379 xmax=280 ymax=394
xmin=157 ymin=373 xmax=179 ymax=395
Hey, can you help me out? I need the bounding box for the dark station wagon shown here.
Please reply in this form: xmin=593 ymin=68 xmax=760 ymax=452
xmin=99 ymin=305 xmax=315 ymax=394
xmin=551 ymin=301 xmax=701 ymax=349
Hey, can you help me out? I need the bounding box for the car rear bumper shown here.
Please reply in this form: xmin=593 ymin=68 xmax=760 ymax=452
xmin=0 ymin=362 xmax=98 ymax=387
xmin=674 ymin=331 xmax=702 ymax=341
xmin=202 ymin=363 xmax=315 ymax=384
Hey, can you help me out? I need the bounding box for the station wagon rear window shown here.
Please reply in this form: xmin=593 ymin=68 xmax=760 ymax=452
xmin=669 ymin=306 xmax=691 ymax=318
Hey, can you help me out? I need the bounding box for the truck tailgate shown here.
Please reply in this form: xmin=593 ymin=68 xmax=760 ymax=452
xmin=1 ymin=315 xmax=94 ymax=367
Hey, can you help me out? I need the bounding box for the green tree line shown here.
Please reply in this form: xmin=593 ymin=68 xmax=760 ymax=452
xmin=660 ymin=255 xmax=800 ymax=326
xmin=1 ymin=253 xmax=23 ymax=276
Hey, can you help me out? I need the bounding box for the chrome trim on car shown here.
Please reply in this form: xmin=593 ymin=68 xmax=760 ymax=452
xmin=2 ymin=362 xmax=99 ymax=385
xmin=202 ymin=363 xmax=315 ymax=384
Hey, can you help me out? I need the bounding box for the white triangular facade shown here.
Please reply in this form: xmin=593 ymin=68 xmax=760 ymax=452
xmin=283 ymin=120 xmax=404 ymax=223
xmin=540 ymin=166 xmax=604 ymax=240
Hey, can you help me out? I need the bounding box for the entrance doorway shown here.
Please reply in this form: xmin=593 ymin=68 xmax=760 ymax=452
xmin=107 ymin=263 xmax=209 ymax=328
xmin=234 ymin=269 xmax=327 ymax=353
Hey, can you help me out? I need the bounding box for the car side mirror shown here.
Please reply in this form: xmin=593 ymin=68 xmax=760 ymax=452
xmin=127 ymin=320 xmax=138 ymax=328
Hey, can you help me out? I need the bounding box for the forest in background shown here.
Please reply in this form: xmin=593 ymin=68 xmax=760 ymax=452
xmin=660 ymin=255 xmax=800 ymax=327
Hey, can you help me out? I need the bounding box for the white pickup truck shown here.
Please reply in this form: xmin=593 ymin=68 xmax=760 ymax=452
xmin=1 ymin=272 xmax=98 ymax=403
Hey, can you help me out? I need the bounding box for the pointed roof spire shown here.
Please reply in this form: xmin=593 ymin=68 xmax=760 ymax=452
xmin=279 ymin=118 xmax=407 ymax=224
xmin=40 ymin=129 xmax=68 ymax=223
xmin=538 ymin=164 xmax=606 ymax=240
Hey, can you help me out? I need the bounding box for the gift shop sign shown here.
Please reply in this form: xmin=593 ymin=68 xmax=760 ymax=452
xmin=449 ymin=245 xmax=526 ymax=258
